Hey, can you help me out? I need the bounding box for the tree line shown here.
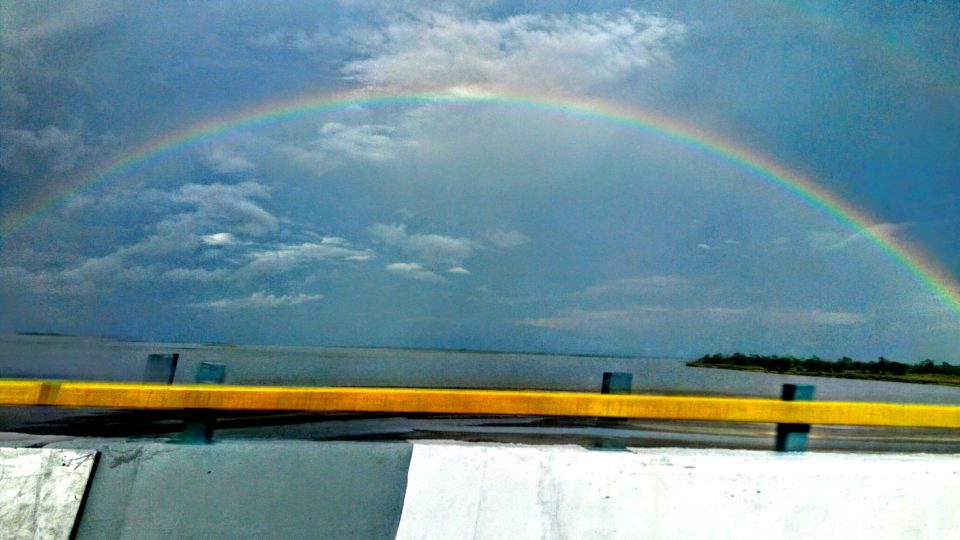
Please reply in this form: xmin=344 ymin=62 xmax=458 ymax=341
xmin=690 ymin=353 xmax=960 ymax=376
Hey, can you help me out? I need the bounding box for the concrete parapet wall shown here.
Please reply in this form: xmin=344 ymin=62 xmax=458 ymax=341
xmin=0 ymin=447 xmax=97 ymax=539
xmin=5 ymin=439 xmax=959 ymax=539
xmin=397 ymin=443 xmax=960 ymax=539
xmin=51 ymin=440 xmax=413 ymax=540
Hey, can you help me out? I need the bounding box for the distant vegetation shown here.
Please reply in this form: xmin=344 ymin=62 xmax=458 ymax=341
xmin=688 ymin=353 xmax=960 ymax=386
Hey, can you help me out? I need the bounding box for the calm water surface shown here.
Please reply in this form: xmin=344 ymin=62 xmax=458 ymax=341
xmin=3 ymin=334 xmax=960 ymax=405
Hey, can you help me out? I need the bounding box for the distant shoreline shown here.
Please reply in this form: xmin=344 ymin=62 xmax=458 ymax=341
xmin=688 ymin=353 xmax=960 ymax=387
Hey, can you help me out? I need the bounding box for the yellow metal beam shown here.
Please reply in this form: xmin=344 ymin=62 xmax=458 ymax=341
xmin=1 ymin=379 xmax=959 ymax=428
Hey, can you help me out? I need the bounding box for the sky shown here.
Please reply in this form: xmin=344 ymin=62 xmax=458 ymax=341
xmin=1 ymin=0 xmax=959 ymax=359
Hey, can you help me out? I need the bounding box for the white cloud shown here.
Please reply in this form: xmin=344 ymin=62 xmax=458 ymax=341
xmin=59 ymin=256 xmax=158 ymax=284
xmin=370 ymin=223 xmax=478 ymax=264
xmin=188 ymin=291 xmax=324 ymax=310
xmin=202 ymin=232 xmax=239 ymax=246
xmin=201 ymin=145 xmax=255 ymax=174
xmin=241 ymin=242 xmax=374 ymax=276
xmin=684 ymin=306 xmax=864 ymax=326
xmin=697 ymin=243 xmax=712 ymax=250
xmin=515 ymin=305 xmax=865 ymax=335
xmin=318 ymin=122 xmax=409 ymax=161
xmin=85 ymin=182 xmax=279 ymax=264
xmin=341 ymin=9 xmax=686 ymax=91
xmin=581 ymin=275 xmax=690 ymax=296
xmin=0 ymin=180 xmax=372 ymax=294
xmin=447 ymin=266 xmax=471 ymax=275
xmin=168 ymin=182 xmax=278 ymax=237
xmin=484 ymin=230 xmax=529 ymax=249
xmin=767 ymin=309 xmax=869 ymax=326
xmin=693 ymin=306 xmax=863 ymax=325
xmin=385 ymin=262 xmax=447 ymax=283
xmin=345 ymin=253 xmax=375 ymax=261
xmin=807 ymin=223 xmax=907 ymax=251
xmin=369 ymin=223 xmax=527 ymax=265
xmin=160 ymin=268 xmax=232 ymax=282
xmin=518 ymin=308 xmax=651 ymax=331
xmin=280 ymin=121 xmax=415 ymax=175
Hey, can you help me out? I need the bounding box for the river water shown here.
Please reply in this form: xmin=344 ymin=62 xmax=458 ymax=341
xmin=3 ymin=333 xmax=960 ymax=404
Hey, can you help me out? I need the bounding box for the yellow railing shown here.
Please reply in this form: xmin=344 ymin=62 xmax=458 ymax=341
xmin=2 ymin=379 xmax=960 ymax=428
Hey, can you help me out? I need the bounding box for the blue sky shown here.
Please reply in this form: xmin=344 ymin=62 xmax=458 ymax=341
xmin=1 ymin=1 xmax=959 ymax=359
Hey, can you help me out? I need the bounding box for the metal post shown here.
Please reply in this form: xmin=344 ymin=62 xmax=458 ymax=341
xmin=143 ymin=353 xmax=178 ymax=384
xmin=775 ymin=384 xmax=815 ymax=452
xmin=181 ymin=362 xmax=226 ymax=443
xmin=595 ymin=371 xmax=633 ymax=450
xmin=602 ymin=372 xmax=633 ymax=395
xmin=195 ymin=361 xmax=226 ymax=384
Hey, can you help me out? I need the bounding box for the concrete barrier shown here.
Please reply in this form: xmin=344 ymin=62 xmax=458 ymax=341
xmin=397 ymin=442 xmax=960 ymax=539
xmin=51 ymin=440 xmax=412 ymax=540
xmin=6 ymin=438 xmax=959 ymax=539
xmin=0 ymin=447 xmax=98 ymax=539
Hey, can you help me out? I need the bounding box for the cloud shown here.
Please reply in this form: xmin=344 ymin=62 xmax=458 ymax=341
xmin=201 ymin=146 xmax=255 ymax=174
xmin=0 ymin=266 xmax=91 ymax=295
xmin=369 ymin=224 xmax=528 ymax=266
xmin=250 ymin=28 xmax=328 ymax=53
xmin=345 ymin=253 xmax=375 ymax=261
xmin=517 ymin=308 xmax=667 ymax=332
xmin=0 ymin=180 xmax=372 ymax=294
xmin=807 ymin=223 xmax=907 ymax=251
xmin=370 ymin=223 xmax=478 ymax=264
xmin=201 ymin=232 xmax=240 ymax=246
xmin=318 ymin=122 xmax=410 ymax=161
xmin=0 ymin=125 xmax=88 ymax=175
xmin=159 ymin=268 xmax=232 ymax=282
xmin=241 ymin=242 xmax=374 ymax=276
xmin=319 ymin=236 xmax=347 ymax=245
xmin=515 ymin=305 xmax=864 ymax=335
xmin=279 ymin=121 xmax=415 ymax=175
xmin=467 ymin=285 xmax=540 ymax=305
xmin=697 ymin=243 xmax=712 ymax=250
xmin=699 ymin=306 xmax=748 ymax=316
xmin=187 ymin=291 xmax=324 ymax=310
xmin=85 ymin=181 xmax=279 ymax=264
xmin=341 ymin=9 xmax=686 ymax=91
xmin=0 ymin=253 xmax=161 ymax=296
xmin=447 ymin=266 xmax=471 ymax=275
xmin=385 ymin=262 xmax=447 ymax=283
xmin=581 ymin=275 xmax=691 ymax=296
xmin=762 ymin=309 xmax=869 ymax=326
xmin=484 ymin=230 xmax=529 ymax=249
xmin=681 ymin=306 xmax=864 ymax=326
xmin=168 ymin=182 xmax=278 ymax=237
xmin=0 ymin=0 xmax=129 ymax=46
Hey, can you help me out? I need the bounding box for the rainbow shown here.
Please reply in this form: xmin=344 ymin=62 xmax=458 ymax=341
xmin=3 ymin=86 xmax=959 ymax=313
